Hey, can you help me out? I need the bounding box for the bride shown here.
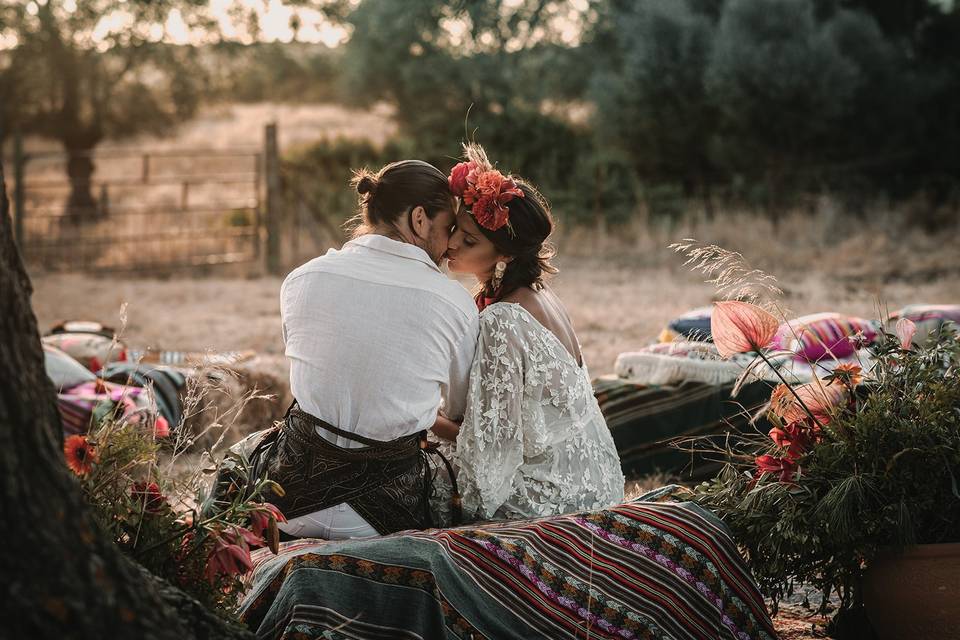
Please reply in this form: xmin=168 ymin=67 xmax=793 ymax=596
xmin=432 ymin=144 xmax=624 ymax=522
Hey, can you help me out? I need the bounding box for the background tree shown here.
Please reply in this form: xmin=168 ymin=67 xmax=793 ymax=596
xmin=589 ymin=0 xmax=719 ymax=218
xmin=704 ymin=0 xmax=859 ymax=221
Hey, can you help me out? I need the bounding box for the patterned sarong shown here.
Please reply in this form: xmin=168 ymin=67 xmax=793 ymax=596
xmin=239 ymin=488 xmax=776 ymax=639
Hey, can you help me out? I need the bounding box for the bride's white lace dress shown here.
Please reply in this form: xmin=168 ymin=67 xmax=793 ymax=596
xmin=440 ymin=302 xmax=624 ymax=523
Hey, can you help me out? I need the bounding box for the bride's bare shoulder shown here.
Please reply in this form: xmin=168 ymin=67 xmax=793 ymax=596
xmin=501 ymin=287 xmax=551 ymax=326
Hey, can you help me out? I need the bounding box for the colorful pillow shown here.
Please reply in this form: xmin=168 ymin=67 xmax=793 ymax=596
xmin=42 ymin=332 xmax=127 ymax=372
xmin=44 ymin=345 xmax=97 ymax=391
xmin=773 ymin=312 xmax=879 ymax=362
xmin=666 ymin=305 xmax=713 ymax=342
xmin=887 ymin=304 xmax=960 ymax=345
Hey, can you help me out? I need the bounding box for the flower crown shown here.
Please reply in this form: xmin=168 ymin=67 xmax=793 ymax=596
xmin=448 ymin=146 xmax=524 ymax=232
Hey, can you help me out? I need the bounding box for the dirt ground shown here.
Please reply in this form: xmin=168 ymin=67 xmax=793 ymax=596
xmin=30 ymin=252 xmax=960 ymax=377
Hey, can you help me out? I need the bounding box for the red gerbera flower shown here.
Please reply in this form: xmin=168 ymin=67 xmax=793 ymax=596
xmin=64 ymin=434 xmax=97 ymax=476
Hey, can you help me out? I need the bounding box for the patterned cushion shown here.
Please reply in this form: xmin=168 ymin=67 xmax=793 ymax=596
xmin=887 ymin=304 xmax=960 ymax=345
xmin=42 ymin=332 xmax=127 ymax=372
xmin=666 ymin=305 xmax=713 ymax=342
xmin=772 ymin=312 xmax=879 ymax=362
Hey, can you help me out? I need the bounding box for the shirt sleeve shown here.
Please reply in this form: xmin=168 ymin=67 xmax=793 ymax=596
xmin=441 ymin=311 xmax=479 ymax=420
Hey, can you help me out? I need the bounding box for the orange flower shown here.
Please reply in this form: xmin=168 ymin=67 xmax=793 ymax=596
xmin=710 ymin=301 xmax=780 ymax=358
xmin=832 ymin=363 xmax=863 ymax=386
xmin=64 ymin=434 xmax=97 ymax=476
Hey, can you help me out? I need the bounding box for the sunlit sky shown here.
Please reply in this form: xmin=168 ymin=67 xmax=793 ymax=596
xmin=6 ymin=0 xmax=589 ymax=50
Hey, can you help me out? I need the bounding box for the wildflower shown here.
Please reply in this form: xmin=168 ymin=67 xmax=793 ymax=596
xmin=710 ymin=301 xmax=779 ymax=358
xmin=64 ymin=435 xmax=98 ymax=476
xmin=830 ymin=363 xmax=864 ymax=387
xmin=769 ymin=420 xmax=817 ymax=459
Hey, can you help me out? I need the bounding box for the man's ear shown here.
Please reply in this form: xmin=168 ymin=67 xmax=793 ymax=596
xmin=410 ymin=206 xmax=429 ymax=239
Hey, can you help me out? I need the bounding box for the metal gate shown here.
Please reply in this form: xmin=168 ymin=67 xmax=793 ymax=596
xmin=9 ymin=136 xmax=267 ymax=273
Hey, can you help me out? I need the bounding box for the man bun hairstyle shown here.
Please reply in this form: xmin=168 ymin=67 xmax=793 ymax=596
xmin=347 ymin=160 xmax=453 ymax=237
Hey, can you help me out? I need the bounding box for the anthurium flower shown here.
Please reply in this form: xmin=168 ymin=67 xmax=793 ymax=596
xmin=64 ymin=434 xmax=98 ymax=476
xmin=711 ymin=301 xmax=780 ymax=358
xmin=769 ymin=380 xmax=848 ymax=425
xmin=755 ymin=454 xmax=799 ymax=483
xmin=896 ymin=317 xmax=917 ymax=350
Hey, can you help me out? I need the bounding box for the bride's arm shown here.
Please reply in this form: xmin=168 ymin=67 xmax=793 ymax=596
xmin=431 ymin=413 xmax=462 ymax=441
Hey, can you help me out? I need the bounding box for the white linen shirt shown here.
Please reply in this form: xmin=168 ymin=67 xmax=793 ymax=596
xmin=278 ymin=234 xmax=479 ymax=538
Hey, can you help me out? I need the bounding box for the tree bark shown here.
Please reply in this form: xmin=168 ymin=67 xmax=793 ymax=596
xmin=0 ymin=161 xmax=252 ymax=638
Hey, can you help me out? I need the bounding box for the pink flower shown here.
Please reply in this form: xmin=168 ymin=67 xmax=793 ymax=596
xmin=249 ymin=502 xmax=287 ymax=538
xmin=448 ymin=161 xmax=477 ymax=196
xmin=896 ymin=317 xmax=916 ymax=350
xmin=755 ymin=454 xmax=799 ymax=483
xmin=770 ymin=380 xmax=848 ymax=425
xmin=710 ymin=301 xmax=780 ymax=358
xmin=153 ymin=415 xmax=170 ymax=438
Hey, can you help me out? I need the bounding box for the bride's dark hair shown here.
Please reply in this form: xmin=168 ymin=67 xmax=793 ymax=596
xmin=346 ymin=159 xmax=453 ymax=238
xmin=471 ymin=177 xmax=559 ymax=299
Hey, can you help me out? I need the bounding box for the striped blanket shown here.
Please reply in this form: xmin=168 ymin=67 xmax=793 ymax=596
xmin=239 ymin=488 xmax=776 ymax=639
xmin=593 ymin=376 xmax=772 ymax=479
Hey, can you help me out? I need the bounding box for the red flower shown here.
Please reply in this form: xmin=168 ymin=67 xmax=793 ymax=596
xmin=462 ymin=170 xmax=523 ymax=231
xmin=755 ymin=454 xmax=799 ymax=483
xmin=249 ymin=503 xmax=287 ymax=554
xmin=448 ymin=161 xmax=477 ymax=196
xmin=711 ymin=301 xmax=780 ymax=358
xmin=204 ymin=531 xmax=254 ymax=584
xmin=64 ymin=435 xmax=98 ymax=476
xmin=131 ymin=481 xmax=167 ymax=514
xmin=768 ymin=420 xmax=817 ymax=459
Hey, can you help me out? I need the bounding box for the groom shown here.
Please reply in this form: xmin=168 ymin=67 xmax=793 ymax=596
xmin=264 ymin=160 xmax=478 ymax=539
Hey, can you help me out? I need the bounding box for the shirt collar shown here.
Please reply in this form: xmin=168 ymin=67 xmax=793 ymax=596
xmin=344 ymin=234 xmax=442 ymax=273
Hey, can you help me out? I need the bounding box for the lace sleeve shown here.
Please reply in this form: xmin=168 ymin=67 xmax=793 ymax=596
xmin=455 ymin=309 xmax=526 ymax=520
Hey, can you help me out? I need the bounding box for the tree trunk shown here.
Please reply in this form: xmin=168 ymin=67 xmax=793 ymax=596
xmin=0 ymin=162 xmax=252 ymax=638
xmin=64 ymin=143 xmax=100 ymax=222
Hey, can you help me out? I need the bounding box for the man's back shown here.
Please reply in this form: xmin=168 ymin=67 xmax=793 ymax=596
xmin=281 ymin=234 xmax=478 ymax=442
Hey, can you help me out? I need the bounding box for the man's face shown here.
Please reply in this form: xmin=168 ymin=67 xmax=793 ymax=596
xmin=420 ymin=203 xmax=457 ymax=265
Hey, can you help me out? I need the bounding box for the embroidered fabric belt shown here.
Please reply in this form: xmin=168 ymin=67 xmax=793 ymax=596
xmin=248 ymin=403 xmax=460 ymax=535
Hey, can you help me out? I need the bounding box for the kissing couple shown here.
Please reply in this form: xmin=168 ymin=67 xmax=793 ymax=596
xmin=234 ymin=143 xmax=624 ymax=540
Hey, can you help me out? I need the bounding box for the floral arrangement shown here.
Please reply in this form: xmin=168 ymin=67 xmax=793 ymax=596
xmin=686 ymin=295 xmax=960 ymax=619
xmin=63 ymin=373 xmax=285 ymax=616
xmin=448 ymin=145 xmax=523 ymax=232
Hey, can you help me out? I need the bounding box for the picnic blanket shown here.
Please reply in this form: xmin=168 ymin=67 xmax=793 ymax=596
xmin=239 ymin=487 xmax=777 ymax=640
xmin=593 ymin=376 xmax=772 ymax=479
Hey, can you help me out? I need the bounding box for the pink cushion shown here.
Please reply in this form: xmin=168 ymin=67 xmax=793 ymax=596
xmin=772 ymin=312 xmax=878 ymax=361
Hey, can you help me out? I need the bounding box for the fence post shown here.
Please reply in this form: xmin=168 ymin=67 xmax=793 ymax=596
xmin=264 ymin=123 xmax=282 ymax=274
xmin=13 ymin=132 xmax=25 ymax=250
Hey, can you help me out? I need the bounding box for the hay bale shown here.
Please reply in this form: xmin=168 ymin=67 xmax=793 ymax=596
xmin=179 ymin=354 xmax=290 ymax=452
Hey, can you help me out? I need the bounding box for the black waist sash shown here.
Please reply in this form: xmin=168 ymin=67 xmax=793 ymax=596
xmin=252 ymin=403 xmax=460 ymax=535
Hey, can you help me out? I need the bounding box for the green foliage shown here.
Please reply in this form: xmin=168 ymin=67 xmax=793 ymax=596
xmin=68 ymin=392 xmax=286 ymax=616
xmin=693 ymin=327 xmax=960 ymax=613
